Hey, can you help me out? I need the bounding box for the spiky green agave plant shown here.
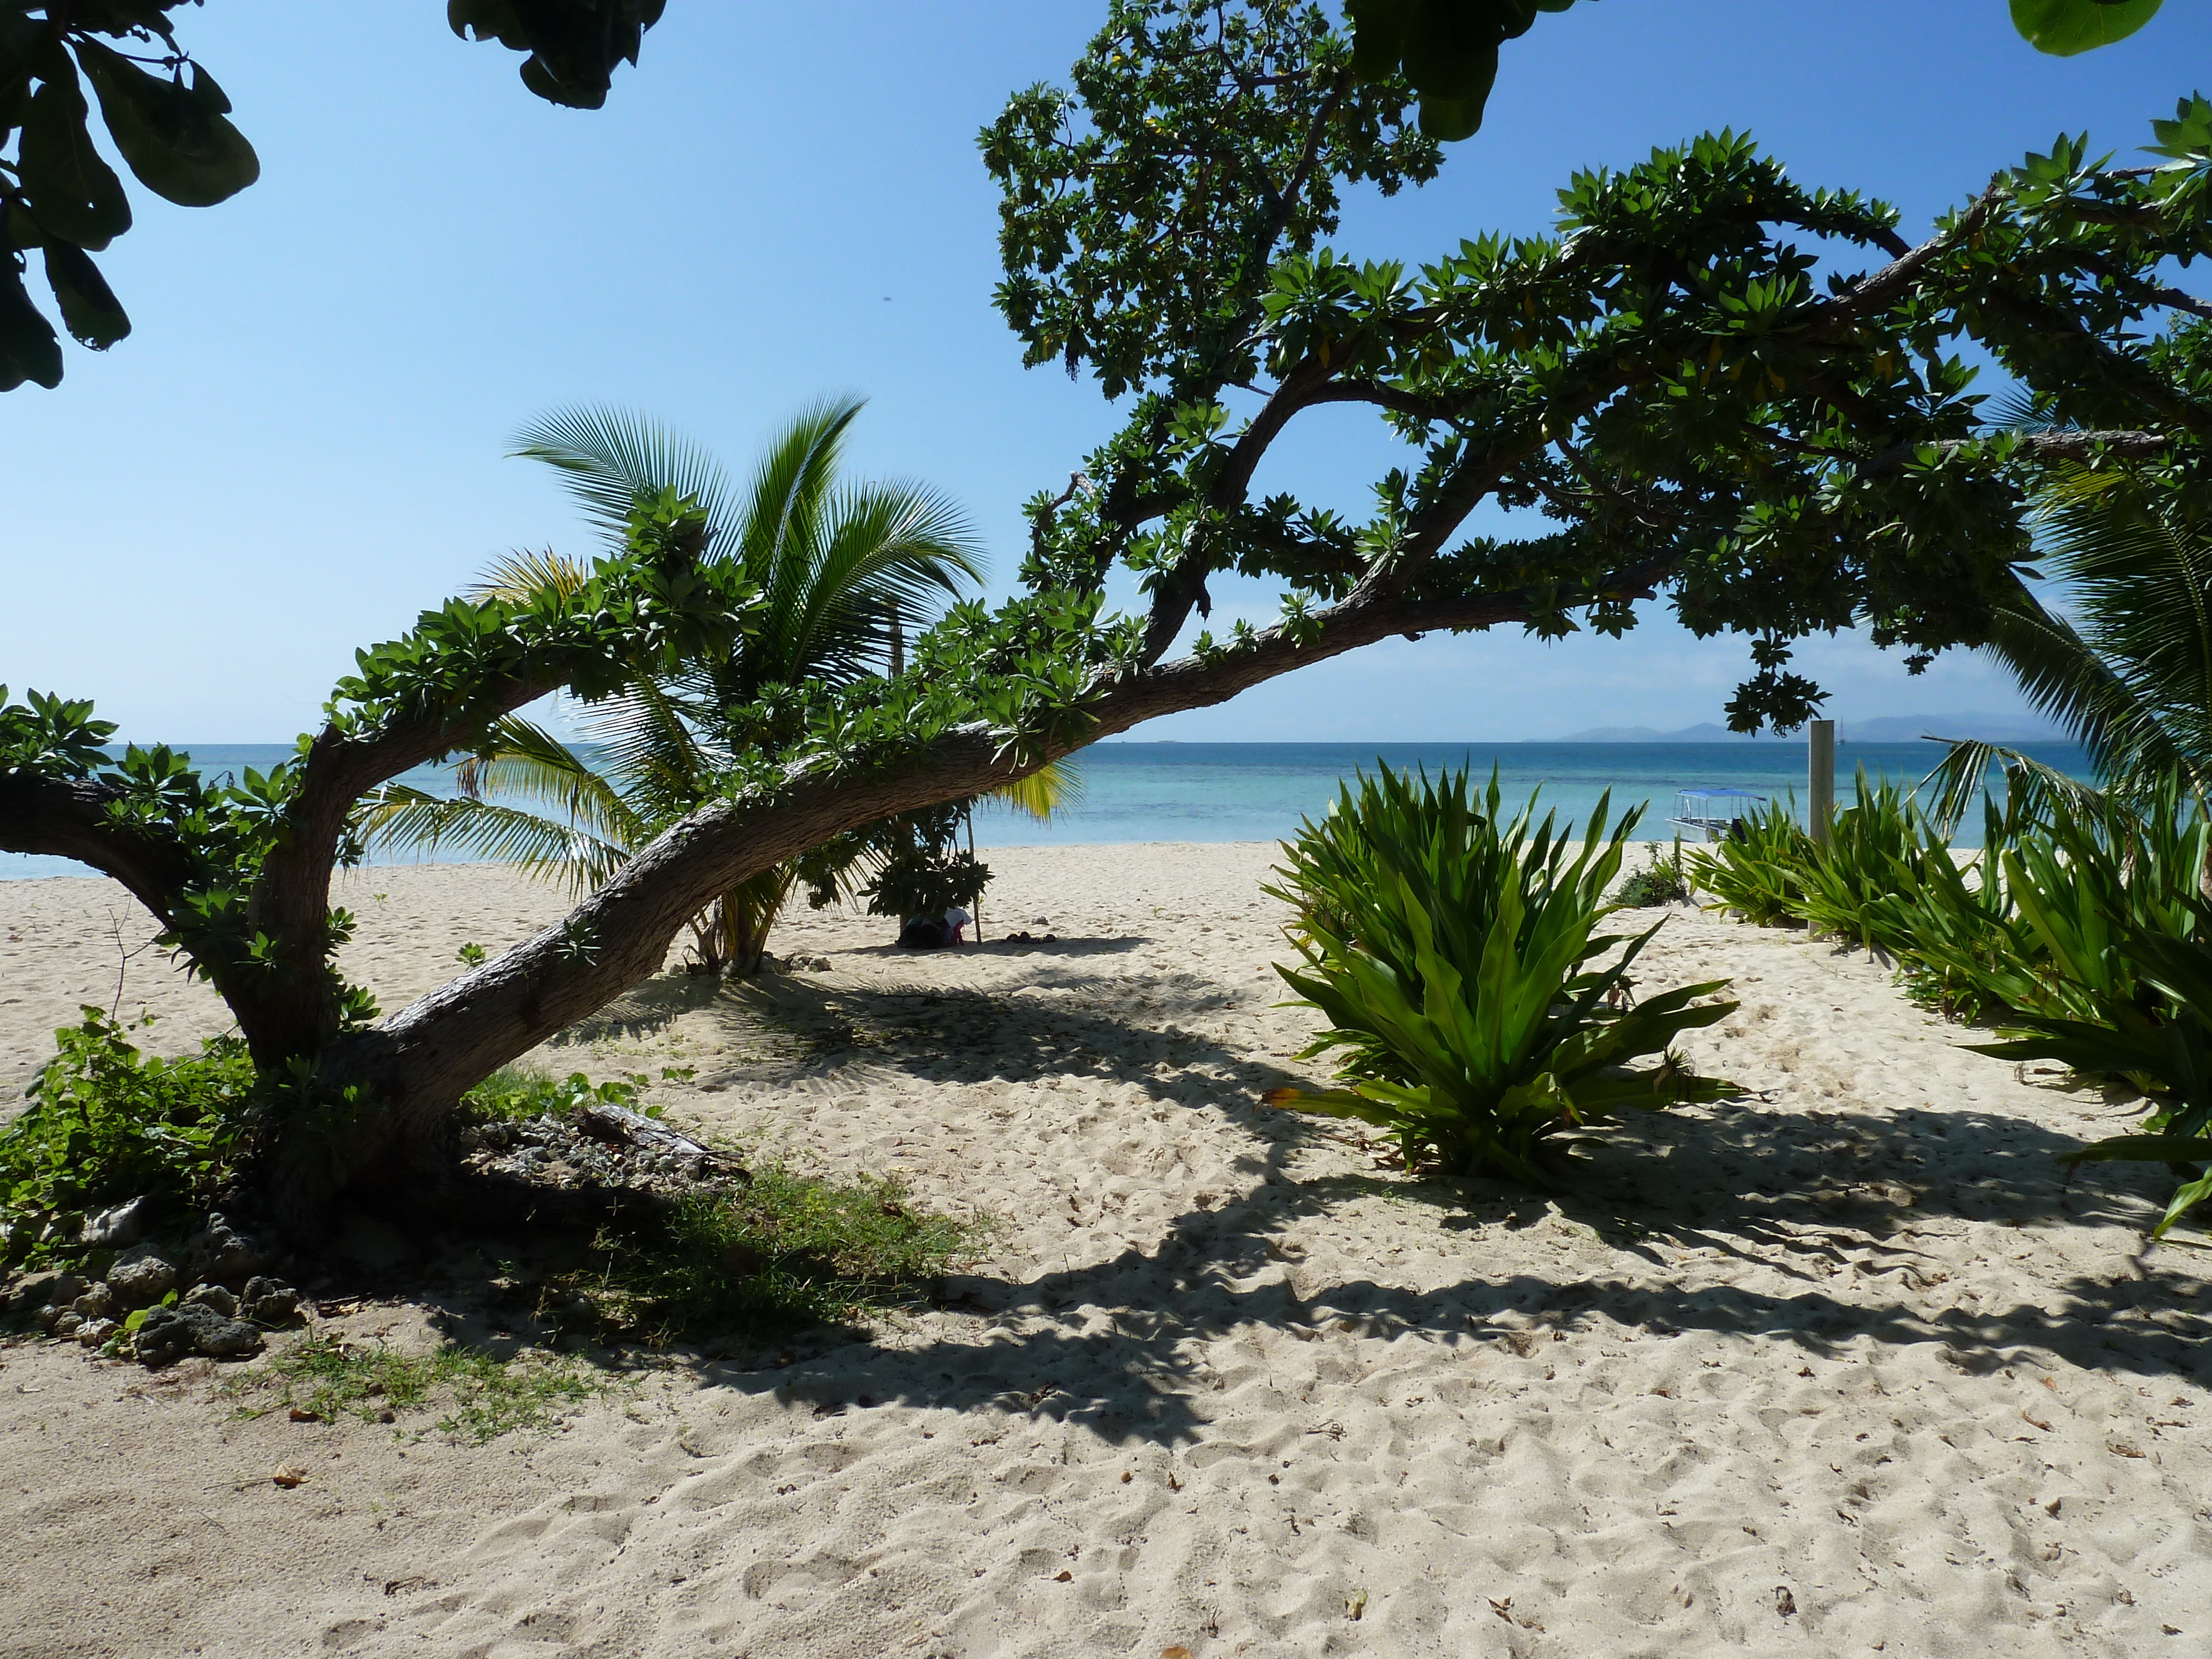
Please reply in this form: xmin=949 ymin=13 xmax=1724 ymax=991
xmin=1262 ymin=767 xmax=1738 ymax=1183
xmin=1970 ymin=921 xmax=2212 ymax=1239
xmin=1682 ymin=797 xmax=1809 ymax=928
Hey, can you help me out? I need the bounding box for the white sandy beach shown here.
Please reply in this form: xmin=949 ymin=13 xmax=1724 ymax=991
xmin=3 ymin=844 xmax=2209 ymax=1658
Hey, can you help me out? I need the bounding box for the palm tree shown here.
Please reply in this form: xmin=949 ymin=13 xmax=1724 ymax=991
xmin=1923 ymin=466 xmax=2212 ymax=832
xmin=361 ymin=397 xmax=1010 ymax=973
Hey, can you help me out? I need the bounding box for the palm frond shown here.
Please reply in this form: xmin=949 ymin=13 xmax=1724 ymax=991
xmin=576 ymin=682 xmax=718 ymax=828
xmin=780 ymin=479 xmax=985 ymax=681
xmin=739 ymin=397 xmax=867 ymax=666
xmin=1973 ymin=567 xmax=2184 ymax=790
xmin=354 ymin=789 xmax=632 ymax=895
xmin=2042 ymin=481 xmax=2212 ymax=788
xmin=992 ymin=759 xmax=1086 ymax=823
xmin=512 ymin=406 xmax=735 ymax=550
xmin=1917 ymin=738 xmax=2111 ymax=839
xmin=446 ymin=716 xmax=650 ymax=851
xmin=1989 ymin=385 xmax=2067 ymax=433
xmin=470 ymin=548 xmax=595 ymax=603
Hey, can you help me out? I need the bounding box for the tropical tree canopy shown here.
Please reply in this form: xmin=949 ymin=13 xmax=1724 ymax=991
xmin=0 ymin=1 xmax=2161 ymax=387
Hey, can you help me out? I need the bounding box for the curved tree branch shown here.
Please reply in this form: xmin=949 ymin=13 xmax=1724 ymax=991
xmin=0 ymin=770 xmax=192 ymax=927
xmin=317 ymin=557 xmax=1658 ymax=1159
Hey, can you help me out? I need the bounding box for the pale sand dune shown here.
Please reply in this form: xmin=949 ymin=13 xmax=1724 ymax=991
xmin=4 ymin=846 xmax=2211 ymax=1657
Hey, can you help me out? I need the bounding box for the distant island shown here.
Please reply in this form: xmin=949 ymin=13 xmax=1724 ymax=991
xmin=1556 ymin=713 xmax=2068 ymax=744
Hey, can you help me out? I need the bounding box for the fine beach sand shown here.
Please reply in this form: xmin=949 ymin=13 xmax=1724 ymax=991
xmin=3 ymin=845 xmax=2210 ymax=1657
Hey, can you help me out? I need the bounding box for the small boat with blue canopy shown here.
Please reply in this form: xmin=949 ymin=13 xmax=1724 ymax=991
xmin=1668 ymin=787 xmax=1768 ymax=842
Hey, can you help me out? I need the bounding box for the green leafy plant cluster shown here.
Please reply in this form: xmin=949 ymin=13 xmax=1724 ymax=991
xmin=1263 ymin=766 xmax=1738 ymax=1183
xmin=0 ymin=1008 xmax=256 ymax=1266
xmin=0 ymin=3 xmax=258 ymax=389
xmin=1787 ymin=775 xmax=1956 ymax=953
xmin=1615 ymin=837 xmax=1689 ymax=907
xmin=848 ymin=802 xmax=990 ymax=924
xmin=3 ymin=1 xmax=671 ymax=393
xmin=457 ymin=1065 xmax=669 ymax=1124
xmin=446 ymin=1 xmax=666 ymax=109
xmin=1970 ymin=921 xmax=2212 ymax=1239
xmin=1686 ymin=766 xmax=2212 ymax=1236
xmin=1683 ymin=799 xmax=1809 ymax=928
xmin=0 ymin=686 xmax=381 ymax=1031
xmin=1688 ymin=770 xmax=2212 ymax=1025
xmin=1337 ymin=1 xmax=2163 ymax=144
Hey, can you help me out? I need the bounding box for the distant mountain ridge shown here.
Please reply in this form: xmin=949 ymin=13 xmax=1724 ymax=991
xmin=1556 ymin=713 xmax=2068 ymax=744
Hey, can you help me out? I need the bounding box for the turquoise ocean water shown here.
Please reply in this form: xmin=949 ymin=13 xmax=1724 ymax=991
xmin=1 ymin=739 xmax=2092 ymax=881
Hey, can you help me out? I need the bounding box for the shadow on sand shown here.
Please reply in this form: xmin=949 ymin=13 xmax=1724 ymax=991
xmin=322 ymin=952 xmax=2212 ymax=1451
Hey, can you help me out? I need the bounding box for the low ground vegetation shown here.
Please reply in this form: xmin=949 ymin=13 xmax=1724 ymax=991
xmin=0 ymin=1009 xmax=258 ymax=1268
xmin=1615 ymin=838 xmax=1691 ymax=907
xmin=232 ymin=1334 xmax=618 ymax=1444
xmin=1 ymin=1034 xmax=985 ymax=1415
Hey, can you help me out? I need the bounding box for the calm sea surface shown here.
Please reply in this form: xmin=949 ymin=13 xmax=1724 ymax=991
xmin=1 ymin=738 xmax=2093 ymax=881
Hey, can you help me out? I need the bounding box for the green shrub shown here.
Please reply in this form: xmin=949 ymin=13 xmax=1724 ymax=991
xmin=1994 ymin=782 xmax=2210 ymax=1024
xmin=1682 ymin=772 xmax=2212 ymax=1029
xmin=1864 ymin=804 xmax=2028 ymax=1020
xmin=1790 ymin=771 xmax=1946 ymax=954
xmin=1882 ymin=778 xmax=2211 ymax=1027
xmin=1616 ymin=838 xmax=1689 ymax=907
xmin=0 ymin=1009 xmax=257 ymax=1266
xmin=1684 ymin=799 xmax=1809 ymax=927
xmin=1262 ymin=767 xmax=1738 ymax=1185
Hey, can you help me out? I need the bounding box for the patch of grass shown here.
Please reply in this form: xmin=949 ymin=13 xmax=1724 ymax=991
xmin=238 ymin=1334 xmax=617 ymax=1443
xmin=584 ymin=1168 xmax=992 ymax=1338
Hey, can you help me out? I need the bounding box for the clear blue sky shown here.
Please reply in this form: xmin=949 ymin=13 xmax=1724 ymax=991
xmin=1 ymin=1 xmax=2201 ymax=742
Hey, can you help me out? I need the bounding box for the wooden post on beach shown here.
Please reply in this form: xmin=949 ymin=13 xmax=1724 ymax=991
xmin=1808 ymin=719 xmax=1836 ymax=845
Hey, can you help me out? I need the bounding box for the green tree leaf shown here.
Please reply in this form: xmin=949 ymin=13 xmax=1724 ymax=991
xmin=1348 ymin=0 xmax=1577 ymax=139
xmin=74 ymin=39 xmax=260 ymax=208
xmin=0 ymin=263 xmax=62 ymax=390
xmin=450 ymin=0 xmax=668 ymax=111
xmin=2010 ymin=0 xmax=2161 ymax=55
xmin=42 ymin=242 xmax=130 ymax=349
xmin=16 ymin=63 xmax=132 ymax=250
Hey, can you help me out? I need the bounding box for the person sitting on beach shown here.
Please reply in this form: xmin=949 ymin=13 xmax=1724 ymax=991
xmin=896 ymin=905 xmax=971 ymax=950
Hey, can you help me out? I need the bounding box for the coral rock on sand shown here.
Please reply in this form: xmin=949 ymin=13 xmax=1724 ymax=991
xmin=106 ymin=1246 xmax=176 ymax=1309
xmin=132 ymin=1301 xmax=263 ymax=1367
xmin=181 ymin=1283 xmax=238 ymax=1317
xmin=79 ymin=1194 xmax=153 ymax=1247
xmin=186 ymin=1213 xmax=273 ymax=1283
xmin=240 ymin=1276 xmax=301 ymax=1324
